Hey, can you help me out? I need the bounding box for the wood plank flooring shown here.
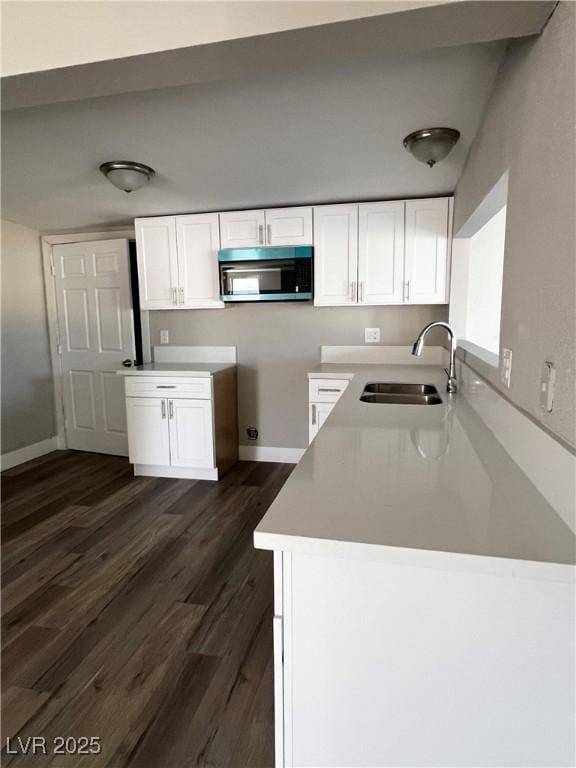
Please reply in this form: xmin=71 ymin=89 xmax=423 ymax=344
xmin=1 ymin=451 xmax=293 ymax=767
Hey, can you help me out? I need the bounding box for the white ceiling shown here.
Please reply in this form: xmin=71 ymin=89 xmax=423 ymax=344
xmin=2 ymin=41 xmax=505 ymax=232
xmin=2 ymin=1 xmax=457 ymax=76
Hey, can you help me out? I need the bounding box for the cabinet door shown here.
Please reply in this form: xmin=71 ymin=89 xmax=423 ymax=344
xmin=313 ymin=205 xmax=358 ymax=306
xmin=168 ymin=398 xmax=215 ymax=468
xmin=404 ymin=198 xmax=450 ymax=304
xmin=219 ymin=210 xmax=265 ymax=249
xmin=358 ymin=202 xmax=405 ymax=305
xmin=265 ymin=207 xmax=313 ymax=246
xmin=135 ymin=217 xmax=179 ymax=309
xmin=176 ymin=213 xmax=223 ymax=308
xmin=309 ymin=401 xmax=335 ymax=443
xmin=126 ymin=397 xmax=170 ymax=466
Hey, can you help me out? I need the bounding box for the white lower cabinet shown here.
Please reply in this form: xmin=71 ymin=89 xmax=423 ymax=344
xmin=123 ymin=371 xmax=238 ymax=480
xmin=308 ymin=377 xmax=350 ymax=443
xmin=168 ymin=397 xmax=214 ymax=468
xmin=272 ymin=551 xmax=573 ymax=768
xmin=125 ymin=397 xmax=171 ymax=466
xmin=308 ymin=402 xmax=334 ymax=442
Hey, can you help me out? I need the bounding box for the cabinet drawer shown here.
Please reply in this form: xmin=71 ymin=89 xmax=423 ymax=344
xmin=124 ymin=377 xmax=212 ymax=399
xmin=308 ymin=378 xmax=350 ymax=403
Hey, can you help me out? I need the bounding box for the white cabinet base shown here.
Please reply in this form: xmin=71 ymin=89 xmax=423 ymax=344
xmin=275 ymin=551 xmax=573 ymax=768
xmin=134 ymin=463 xmax=219 ymax=480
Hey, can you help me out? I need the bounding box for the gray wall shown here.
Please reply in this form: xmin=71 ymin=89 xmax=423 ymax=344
xmin=453 ymin=1 xmax=575 ymax=449
xmin=150 ymin=304 xmax=447 ymax=449
xmin=1 ymin=219 xmax=55 ymax=453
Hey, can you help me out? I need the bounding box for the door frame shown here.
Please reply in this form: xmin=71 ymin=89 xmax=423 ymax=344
xmin=41 ymin=228 xmax=151 ymax=450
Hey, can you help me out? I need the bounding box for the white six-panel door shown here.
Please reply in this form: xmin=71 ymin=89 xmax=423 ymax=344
xmin=358 ymin=202 xmax=405 ymax=305
xmin=53 ymin=239 xmax=135 ymax=455
xmin=313 ymin=204 xmax=358 ymax=305
xmin=176 ymin=213 xmax=223 ymax=307
xmin=265 ymin=207 xmax=313 ymax=246
xmin=168 ymin=398 xmax=214 ymax=468
xmin=126 ymin=397 xmax=171 ymax=466
xmin=135 ymin=217 xmax=179 ymax=308
xmin=219 ymin=210 xmax=265 ymax=249
xmin=404 ymin=198 xmax=450 ymax=304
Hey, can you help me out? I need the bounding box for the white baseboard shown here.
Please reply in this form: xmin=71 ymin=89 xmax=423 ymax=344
xmin=239 ymin=445 xmax=305 ymax=464
xmin=134 ymin=464 xmax=219 ymax=480
xmin=1 ymin=437 xmax=59 ymax=471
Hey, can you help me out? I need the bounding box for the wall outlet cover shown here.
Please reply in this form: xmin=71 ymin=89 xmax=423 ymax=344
xmin=365 ymin=328 xmax=381 ymax=344
xmin=159 ymin=330 xmax=169 ymax=345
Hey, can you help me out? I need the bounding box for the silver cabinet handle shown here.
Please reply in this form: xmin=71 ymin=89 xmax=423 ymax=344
xmin=179 ymin=286 xmax=184 ymax=305
xmin=359 ymin=281 xmax=364 ymax=303
xmin=156 ymin=385 xmax=176 ymax=389
xmin=318 ymin=387 xmax=341 ymax=393
xmin=169 ymin=400 xmax=174 ymax=420
xmin=266 ymin=224 xmax=272 ymax=244
xmin=405 ymin=280 xmax=410 ymax=302
xmin=172 ymin=287 xmax=178 ymax=305
xmin=351 ymin=281 xmax=357 ymax=302
xmin=161 ymin=400 xmax=166 ymax=419
xmin=258 ymin=224 xmax=264 ymax=244
xmin=311 ymin=403 xmax=317 ymax=425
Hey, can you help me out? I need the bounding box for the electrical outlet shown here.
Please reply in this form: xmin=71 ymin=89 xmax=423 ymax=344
xmin=365 ymin=328 xmax=381 ymax=344
xmin=159 ymin=330 xmax=169 ymax=345
xmin=501 ymin=348 xmax=512 ymax=388
xmin=540 ymin=361 xmax=556 ymax=413
xmin=247 ymin=427 xmax=258 ymax=441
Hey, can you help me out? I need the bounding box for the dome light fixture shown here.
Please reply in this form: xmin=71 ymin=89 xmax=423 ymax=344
xmin=99 ymin=160 xmax=155 ymax=193
xmin=403 ymin=128 xmax=460 ymax=168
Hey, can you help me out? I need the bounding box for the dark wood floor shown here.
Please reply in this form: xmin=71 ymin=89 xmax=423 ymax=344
xmin=1 ymin=451 xmax=293 ymax=767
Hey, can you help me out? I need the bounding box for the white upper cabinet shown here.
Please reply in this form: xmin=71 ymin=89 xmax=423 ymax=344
xmin=404 ymin=197 xmax=450 ymax=304
xmin=219 ymin=210 xmax=265 ymax=249
xmin=358 ymin=202 xmax=405 ymax=305
xmin=135 ymin=217 xmax=179 ymax=309
xmin=136 ymin=197 xmax=451 ymax=310
xmin=265 ymin=207 xmax=313 ymax=246
xmin=220 ymin=207 xmax=313 ymax=248
xmin=176 ymin=213 xmax=222 ymax=308
xmin=313 ymin=204 xmax=359 ymax=306
xmin=135 ymin=213 xmax=223 ymax=310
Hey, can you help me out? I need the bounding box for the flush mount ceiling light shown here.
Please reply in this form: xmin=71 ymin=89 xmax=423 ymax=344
xmin=403 ymin=128 xmax=460 ymax=168
xmin=99 ymin=160 xmax=155 ymax=193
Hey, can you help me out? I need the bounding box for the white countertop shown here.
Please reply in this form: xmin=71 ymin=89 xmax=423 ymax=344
xmin=116 ymin=362 xmax=235 ymax=377
xmin=254 ymin=364 xmax=575 ymax=579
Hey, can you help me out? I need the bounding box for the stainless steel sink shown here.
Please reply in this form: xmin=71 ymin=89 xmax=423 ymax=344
xmin=360 ymin=382 xmax=442 ymax=405
xmin=363 ymin=383 xmax=439 ymax=395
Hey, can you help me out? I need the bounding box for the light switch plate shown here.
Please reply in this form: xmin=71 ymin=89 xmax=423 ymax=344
xmin=365 ymin=328 xmax=381 ymax=344
xmin=540 ymin=361 xmax=556 ymax=412
xmin=501 ymin=348 xmax=512 ymax=388
xmin=159 ymin=330 xmax=169 ymax=345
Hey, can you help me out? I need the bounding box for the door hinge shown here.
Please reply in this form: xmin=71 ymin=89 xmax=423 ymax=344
xmin=56 ymin=343 xmax=62 ymax=355
xmin=50 ymin=258 xmax=56 ymax=277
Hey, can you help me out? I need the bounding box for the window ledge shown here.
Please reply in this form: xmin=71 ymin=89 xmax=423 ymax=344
xmin=457 ymin=339 xmax=499 ymax=369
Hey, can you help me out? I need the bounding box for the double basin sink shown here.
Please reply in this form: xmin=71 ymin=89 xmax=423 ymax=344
xmin=360 ymin=382 xmax=442 ymax=405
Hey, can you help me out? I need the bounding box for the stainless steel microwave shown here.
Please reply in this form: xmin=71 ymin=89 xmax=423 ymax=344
xmin=218 ymin=246 xmax=313 ymax=302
